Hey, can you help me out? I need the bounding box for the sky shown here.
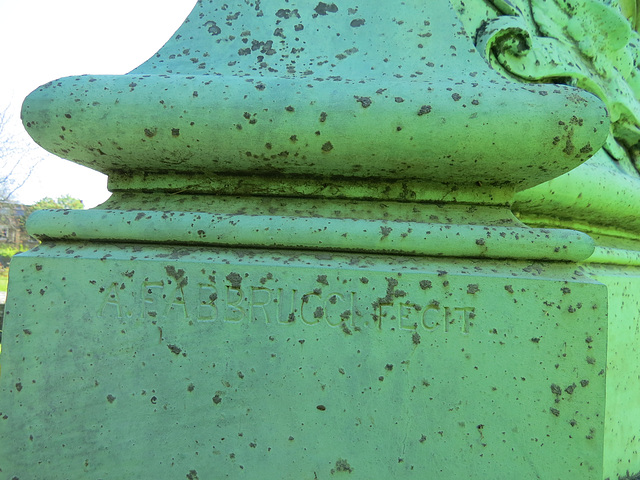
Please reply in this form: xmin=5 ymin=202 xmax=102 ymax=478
xmin=0 ymin=0 xmax=197 ymax=207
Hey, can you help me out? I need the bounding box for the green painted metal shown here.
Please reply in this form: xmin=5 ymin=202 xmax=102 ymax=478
xmin=2 ymin=0 xmax=634 ymax=479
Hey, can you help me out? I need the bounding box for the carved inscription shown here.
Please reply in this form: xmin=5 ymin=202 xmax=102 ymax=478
xmin=97 ymin=270 xmax=475 ymax=334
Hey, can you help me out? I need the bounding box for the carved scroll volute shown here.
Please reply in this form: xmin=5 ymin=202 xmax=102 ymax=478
xmin=453 ymin=0 xmax=640 ymax=238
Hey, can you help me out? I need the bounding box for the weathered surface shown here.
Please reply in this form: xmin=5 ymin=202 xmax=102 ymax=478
xmin=0 ymin=244 xmax=607 ymax=479
xmin=0 ymin=1 xmax=623 ymax=479
xmin=22 ymin=1 xmax=608 ymax=192
xmin=452 ymin=2 xmax=640 ymax=478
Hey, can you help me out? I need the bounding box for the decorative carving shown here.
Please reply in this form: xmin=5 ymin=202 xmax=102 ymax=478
xmin=454 ymin=0 xmax=640 ymax=176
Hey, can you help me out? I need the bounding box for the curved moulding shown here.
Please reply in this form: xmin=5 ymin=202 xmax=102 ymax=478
xmin=23 ymin=75 xmax=608 ymax=191
xmin=513 ymin=150 xmax=640 ymax=238
xmin=21 ymin=0 xmax=610 ymax=193
xmin=26 ymin=209 xmax=595 ymax=262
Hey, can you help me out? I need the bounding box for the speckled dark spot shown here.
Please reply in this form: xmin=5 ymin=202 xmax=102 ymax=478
xmin=332 ymin=458 xmax=353 ymax=474
xmin=205 ymin=21 xmax=221 ymax=35
xmin=354 ymin=96 xmax=372 ymax=108
xmin=226 ymin=272 xmax=242 ymax=288
xmin=314 ymin=2 xmax=338 ymax=15
xmin=418 ymin=105 xmax=432 ymax=115
xmin=276 ymin=8 xmax=300 ymax=19
xmin=321 ymin=141 xmax=333 ymax=152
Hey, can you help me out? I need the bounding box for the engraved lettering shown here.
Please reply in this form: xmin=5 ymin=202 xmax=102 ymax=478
xmin=456 ymin=306 xmax=475 ymax=334
xmin=119 ymin=271 xmax=476 ymax=335
xmin=225 ymin=286 xmax=245 ymax=322
xmin=142 ymin=280 xmax=164 ymax=318
xmin=251 ymin=286 xmax=272 ymax=322
xmin=166 ymin=284 xmax=188 ymax=319
xmin=99 ymin=282 xmax=124 ymax=318
xmin=277 ymin=288 xmax=298 ymax=324
xmin=422 ymin=304 xmax=441 ymax=330
xmin=324 ymin=292 xmax=345 ymax=326
xmin=399 ymin=302 xmax=417 ymax=330
xmin=445 ymin=306 xmax=475 ymax=333
xmin=198 ymin=284 xmax=218 ymax=322
xmin=377 ymin=302 xmax=395 ymax=329
xmin=301 ymin=291 xmax=322 ymax=325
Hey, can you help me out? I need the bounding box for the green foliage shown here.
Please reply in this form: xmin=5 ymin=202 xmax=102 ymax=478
xmin=0 ymin=244 xmax=29 ymax=270
xmin=32 ymin=195 xmax=84 ymax=210
xmin=0 ymin=270 xmax=7 ymax=293
xmin=0 ymin=245 xmax=27 ymax=258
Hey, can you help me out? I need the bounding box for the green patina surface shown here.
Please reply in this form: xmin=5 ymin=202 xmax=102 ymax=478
xmin=1 ymin=0 xmax=639 ymax=478
xmin=1 ymin=245 xmax=608 ymax=478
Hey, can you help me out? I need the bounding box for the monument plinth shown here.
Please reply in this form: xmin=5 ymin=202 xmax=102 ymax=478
xmin=0 ymin=1 xmax=622 ymax=478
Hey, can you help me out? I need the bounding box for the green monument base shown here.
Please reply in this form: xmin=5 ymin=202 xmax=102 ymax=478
xmin=0 ymin=242 xmax=608 ymax=478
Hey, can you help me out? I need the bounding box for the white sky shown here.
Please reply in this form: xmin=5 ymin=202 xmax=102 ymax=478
xmin=0 ymin=0 xmax=196 ymax=207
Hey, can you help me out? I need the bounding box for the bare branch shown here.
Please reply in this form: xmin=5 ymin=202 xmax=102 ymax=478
xmin=0 ymin=105 xmax=38 ymax=202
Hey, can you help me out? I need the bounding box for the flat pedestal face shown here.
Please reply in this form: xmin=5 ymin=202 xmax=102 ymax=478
xmin=583 ymin=263 xmax=640 ymax=478
xmin=0 ymin=244 xmax=607 ymax=479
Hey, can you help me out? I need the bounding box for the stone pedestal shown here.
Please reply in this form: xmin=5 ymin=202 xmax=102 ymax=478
xmin=2 ymin=244 xmax=608 ymax=478
xmin=0 ymin=1 xmax=624 ymax=478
